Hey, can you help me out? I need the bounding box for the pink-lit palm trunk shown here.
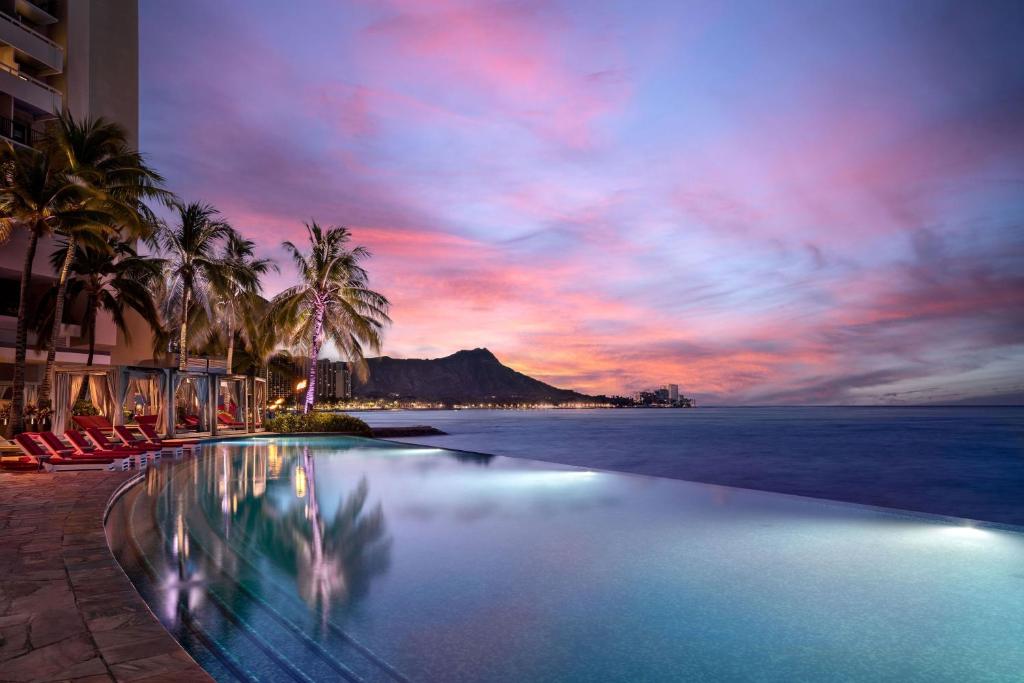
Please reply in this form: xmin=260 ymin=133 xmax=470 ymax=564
xmin=303 ymin=300 xmax=325 ymax=413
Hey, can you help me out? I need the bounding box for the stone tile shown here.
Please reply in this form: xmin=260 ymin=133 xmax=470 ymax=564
xmin=0 ymin=634 xmax=98 ymax=681
xmin=99 ymin=634 xmax=184 ymax=666
xmin=0 ymin=470 xmax=212 ymax=681
xmin=108 ymin=651 xmax=209 ymax=682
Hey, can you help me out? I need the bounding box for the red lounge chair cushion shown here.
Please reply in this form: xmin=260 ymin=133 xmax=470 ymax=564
xmin=138 ymin=424 xmax=200 ymax=446
xmin=1 ymin=455 xmax=39 ymax=470
xmin=85 ymin=427 xmax=158 ymax=453
xmin=67 ymin=430 xmax=146 ymax=455
xmin=38 ymin=432 xmax=75 ymax=456
xmin=14 ymin=433 xmax=48 ymax=457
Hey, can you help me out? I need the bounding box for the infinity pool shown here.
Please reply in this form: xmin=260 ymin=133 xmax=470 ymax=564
xmin=106 ymin=437 xmax=1024 ymax=682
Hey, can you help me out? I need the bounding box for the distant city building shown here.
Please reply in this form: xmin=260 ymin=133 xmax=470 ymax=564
xmin=267 ymin=354 xmax=306 ymax=402
xmin=631 ymin=383 xmax=691 ymax=407
xmin=315 ymin=359 xmax=352 ymax=401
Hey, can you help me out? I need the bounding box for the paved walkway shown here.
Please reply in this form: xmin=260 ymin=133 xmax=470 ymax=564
xmin=0 ymin=471 xmax=212 ymax=682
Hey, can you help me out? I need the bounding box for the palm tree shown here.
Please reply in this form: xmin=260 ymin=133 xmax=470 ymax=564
xmin=270 ymin=222 xmax=390 ymax=413
xmin=34 ymin=238 xmax=163 ymax=366
xmin=212 ymin=232 xmax=276 ymax=374
xmin=36 ymin=111 xmax=172 ymax=407
xmin=0 ymin=143 xmax=101 ymax=437
xmin=158 ymin=202 xmax=236 ymax=370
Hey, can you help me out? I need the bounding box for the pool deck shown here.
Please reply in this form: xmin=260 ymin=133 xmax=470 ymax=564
xmin=0 ymin=470 xmax=212 ymax=682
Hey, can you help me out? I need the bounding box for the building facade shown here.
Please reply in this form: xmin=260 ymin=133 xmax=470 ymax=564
xmin=0 ymin=0 xmax=146 ymax=401
xmin=267 ymin=354 xmax=307 ymax=404
xmin=315 ymin=359 xmax=352 ymax=402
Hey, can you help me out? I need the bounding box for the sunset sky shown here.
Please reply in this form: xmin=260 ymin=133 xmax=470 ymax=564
xmin=140 ymin=0 xmax=1024 ymax=404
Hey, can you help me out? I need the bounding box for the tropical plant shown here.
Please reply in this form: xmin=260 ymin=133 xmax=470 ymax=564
xmin=157 ymin=202 xmax=238 ymax=370
xmin=211 ymin=232 xmax=276 ymax=373
xmin=36 ymin=111 xmax=172 ymax=407
xmin=264 ymin=412 xmax=371 ymax=435
xmin=0 ymin=142 xmax=103 ymax=437
xmin=33 ymin=237 xmax=163 ymax=366
xmin=269 ymin=222 xmax=390 ymax=413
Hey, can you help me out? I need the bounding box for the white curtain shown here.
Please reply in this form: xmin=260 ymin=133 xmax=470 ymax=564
xmin=254 ymin=378 xmax=266 ymax=428
xmin=88 ymin=374 xmax=114 ymax=422
xmin=52 ymin=373 xmax=71 ymax=435
xmin=67 ymin=375 xmax=85 ymax=431
xmin=195 ymin=375 xmax=210 ymax=430
xmin=117 ymin=370 xmax=131 ymax=426
xmin=105 ymin=371 xmax=117 ymax=423
xmin=24 ymin=383 xmax=38 ymax=409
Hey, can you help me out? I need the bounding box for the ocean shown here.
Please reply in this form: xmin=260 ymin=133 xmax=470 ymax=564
xmin=349 ymin=406 xmax=1024 ymax=526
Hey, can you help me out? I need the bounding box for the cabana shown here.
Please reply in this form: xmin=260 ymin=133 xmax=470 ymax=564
xmin=116 ymin=367 xmax=173 ymax=433
xmin=51 ymin=364 xmax=119 ymax=436
xmin=173 ymin=372 xmax=215 ymax=435
xmin=217 ymin=375 xmax=248 ymax=431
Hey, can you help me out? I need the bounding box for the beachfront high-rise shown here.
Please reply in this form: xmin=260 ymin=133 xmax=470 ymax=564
xmin=315 ymin=359 xmax=353 ymax=401
xmin=0 ymin=0 xmax=148 ymax=402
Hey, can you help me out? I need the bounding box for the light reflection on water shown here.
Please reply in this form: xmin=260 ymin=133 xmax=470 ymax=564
xmin=107 ymin=437 xmax=1024 ymax=683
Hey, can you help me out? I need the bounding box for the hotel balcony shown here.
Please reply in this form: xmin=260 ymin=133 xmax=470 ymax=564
xmin=0 ymin=60 xmax=60 ymax=113
xmin=0 ymin=10 xmax=63 ymax=74
xmin=0 ymin=114 xmax=32 ymax=147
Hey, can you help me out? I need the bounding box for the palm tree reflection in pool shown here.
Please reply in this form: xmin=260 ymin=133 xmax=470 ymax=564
xmin=224 ymin=444 xmax=391 ymax=626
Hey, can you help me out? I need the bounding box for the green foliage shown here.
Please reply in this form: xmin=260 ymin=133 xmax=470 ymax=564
xmin=72 ymin=400 xmax=99 ymax=416
xmin=264 ymin=411 xmax=372 ymax=436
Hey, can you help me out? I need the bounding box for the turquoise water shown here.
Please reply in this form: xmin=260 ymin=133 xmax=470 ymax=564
xmin=107 ymin=437 xmax=1024 ymax=682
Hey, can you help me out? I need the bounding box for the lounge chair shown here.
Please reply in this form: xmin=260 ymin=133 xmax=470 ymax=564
xmin=84 ymin=427 xmax=160 ymax=465
xmin=217 ymin=411 xmax=245 ymax=429
xmin=114 ymin=425 xmax=182 ymax=458
xmin=66 ymin=429 xmax=149 ymax=469
xmin=1 ymin=447 xmax=40 ymax=471
xmin=178 ymin=415 xmax=200 ymax=430
xmin=37 ymin=431 xmax=77 ymax=457
xmin=14 ymin=433 xmax=127 ymax=472
xmin=136 ymin=423 xmax=201 ymax=456
xmin=72 ymin=415 xmax=112 ymax=432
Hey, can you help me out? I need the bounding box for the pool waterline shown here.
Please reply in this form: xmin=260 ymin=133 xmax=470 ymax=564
xmin=107 ymin=436 xmax=1024 ymax=682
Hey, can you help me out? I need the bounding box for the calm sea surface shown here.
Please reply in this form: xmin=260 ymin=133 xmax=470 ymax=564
xmin=349 ymin=407 xmax=1024 ymax=526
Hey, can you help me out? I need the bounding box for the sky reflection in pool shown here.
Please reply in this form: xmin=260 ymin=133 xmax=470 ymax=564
xmin=107 ymin=436 xmax=1024 ymax=682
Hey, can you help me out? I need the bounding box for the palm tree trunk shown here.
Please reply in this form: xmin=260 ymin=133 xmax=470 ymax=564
xmin=303 ymin=303 xmax=325 ymax=414
xmin=226 ymin=321 xmax=234 ymax=375
xmin=38 ymin=237 xmax=76 ymax=408
xmin=178 ymin=289 xmax=190 ymax=371
xmin=85 ymin=298 xmax=97 ymax=366
xmin=6 ymin=227 xmax=40 ymax=438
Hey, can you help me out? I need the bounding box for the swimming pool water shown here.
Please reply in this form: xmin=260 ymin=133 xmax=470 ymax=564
xmin=106 ymin=436 xmax=1024 ymax=682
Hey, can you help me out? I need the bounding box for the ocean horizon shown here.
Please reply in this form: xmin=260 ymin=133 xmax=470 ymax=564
xmin=349 ymin=406 xmax=1024 ymax=527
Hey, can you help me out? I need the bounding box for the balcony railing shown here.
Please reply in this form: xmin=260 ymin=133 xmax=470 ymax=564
xmin=0 ymin=60 xmax=61 ymax=112
xmin=0 ymin=10 xmax=62 ymax=72
xmin=172 ymin=355 xmax=229 ymax=374
xmin=0 ymin=115 xmax=32 ymax=147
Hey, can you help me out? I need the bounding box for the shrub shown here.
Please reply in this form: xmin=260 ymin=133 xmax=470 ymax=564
xmin=72 ymin=400 xmax=100 ymax=416
xmin=264 ymin=411 xmax=372 ymax=436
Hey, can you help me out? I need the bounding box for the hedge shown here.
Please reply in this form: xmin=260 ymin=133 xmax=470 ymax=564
xmin=264 ymin=412 xmax=372 ymax=436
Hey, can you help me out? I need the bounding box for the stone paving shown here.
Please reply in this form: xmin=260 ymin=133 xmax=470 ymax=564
xmin=0 ymin=471 xmax=212 ymax=682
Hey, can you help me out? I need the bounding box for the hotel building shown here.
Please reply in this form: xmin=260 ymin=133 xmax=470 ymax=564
xmin=315 ymin=359 xmax=352 ymax=401
xmin=0 ymin=0 xmax=148 ymax=403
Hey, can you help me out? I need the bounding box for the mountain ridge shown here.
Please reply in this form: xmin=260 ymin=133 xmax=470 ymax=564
xmin=352 ymin=347 xmax=591 ymax=402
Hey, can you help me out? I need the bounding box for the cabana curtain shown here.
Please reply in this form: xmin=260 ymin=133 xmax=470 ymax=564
xmin=53 ymin=373 xmax=71 ymax=435
xmin=88 ymin=374 xmax=115 ymax=422
xmin=254 ymin=378 xmax=266 ymax=428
